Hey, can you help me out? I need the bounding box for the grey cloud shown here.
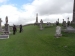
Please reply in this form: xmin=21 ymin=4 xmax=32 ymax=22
xmin=34 ymin=0 xmax=73 ymax=15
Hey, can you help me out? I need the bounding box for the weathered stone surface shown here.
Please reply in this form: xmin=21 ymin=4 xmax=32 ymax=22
xmin=55 ymin=26 xmax=62 ymax=38
xmin=62 ymin=26 xmax=75 ymax=33
xmin=40 ymin=19 xmax=43 ymax=30
xmin=72 ymin=0 xmax=75 ymax=23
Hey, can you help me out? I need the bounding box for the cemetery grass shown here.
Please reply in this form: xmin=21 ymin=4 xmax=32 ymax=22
xmin=0 ymin=25 xmax=75 ymax=56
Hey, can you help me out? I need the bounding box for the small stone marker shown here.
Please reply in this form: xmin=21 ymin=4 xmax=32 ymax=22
xmin=0 ymin=35 xmax=9 ymax=39
xmin=40 ymin=19 xmax=43 ymax=30
xmin=47 ymin=22 xmax=50 ymax=26
xmin=62 ymin=20 xmax=67 ymax=28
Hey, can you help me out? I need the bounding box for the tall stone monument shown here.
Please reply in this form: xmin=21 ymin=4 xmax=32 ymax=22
xmin=72 ymin=0 xmax=75 ymax=23
xmin=36 ymin=13 xmax=38 ymax=23
xmin=5 ymin=16 xmax=10 ymax=34
xmin=35 ymin=13 xmax=38 ymax=24
xmin=0 ymin=18 xmax=2 ymax=32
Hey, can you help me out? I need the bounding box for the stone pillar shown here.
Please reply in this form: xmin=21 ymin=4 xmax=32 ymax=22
xmin=72 ymin=0 xmax=75 ymax=23
xmin=36 ymin=13 xmax=38 ymax=23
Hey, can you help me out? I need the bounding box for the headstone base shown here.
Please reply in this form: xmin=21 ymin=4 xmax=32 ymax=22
xmin=0 ymin=35 xmax=9 ymax=39
xmin=55 ymin=34 xmax=62 ymax=38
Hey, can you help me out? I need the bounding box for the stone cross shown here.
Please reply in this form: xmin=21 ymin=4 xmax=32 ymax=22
xmin=5 ymin=16 xmax=8 ymax=24
xmin=40 ymin=19 xmax=43 ymax=24
xmin=4 ymin=16 xmax=10 ymax=35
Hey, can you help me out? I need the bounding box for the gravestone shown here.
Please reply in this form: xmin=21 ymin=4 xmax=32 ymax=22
xmin=62 ymin=21 xmax=67 ymax=28
xmin=0 ymin=18 xmax=2 ymax=32
xmin=40 ymin=19 xmax=43 ymax=30
xmin=67 ymin=21 xmax=70 ymax=26
xmin=62 ymin=19 xmax=64 ymax=26
xmin=56 ymin=21 xmax=59 ymax=26
xmin=47 ymin=22 xmax=50 ymax=26
xmin=55 ymin=26 xmax=62 ymax=38
xmin=56 ymin=18 xmax=59 ymax=25
xmin=71 ymin=0 xmax=75 ymax=24
xmin=4 ymin=16 xmax=10 ymax=34
xmin=67 ymin=17 xmax=70 ymax=26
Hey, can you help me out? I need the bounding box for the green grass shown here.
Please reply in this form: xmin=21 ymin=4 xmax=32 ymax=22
xmin=0 ymin=25 xmax=75 ymax=56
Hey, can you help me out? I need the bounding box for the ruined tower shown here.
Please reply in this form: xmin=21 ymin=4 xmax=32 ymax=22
xmin=72 ymin=0 xmax=75 ymax=23
xmin=36 ymin=13 xmax=38 ymax=23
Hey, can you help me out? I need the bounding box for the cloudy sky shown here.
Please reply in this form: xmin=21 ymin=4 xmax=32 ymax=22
xmin=0 ymin=0 xmax=74 ymax=25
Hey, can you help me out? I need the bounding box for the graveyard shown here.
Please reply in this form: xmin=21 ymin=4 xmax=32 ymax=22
xmin=0 ymin=24 xmax=75 ymax=56
xmin=0 ymin=10 xmax=74 ymax=56
xmin=0 ymin=0 xmax=75 ymax=56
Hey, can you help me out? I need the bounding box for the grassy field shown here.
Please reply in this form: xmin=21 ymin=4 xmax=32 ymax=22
xmin=0 ymin=25 xmax=75 ymax=56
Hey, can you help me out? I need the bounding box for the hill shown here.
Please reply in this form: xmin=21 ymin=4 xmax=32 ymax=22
xmin=0 ymin=25 xmax=75 ymax=56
